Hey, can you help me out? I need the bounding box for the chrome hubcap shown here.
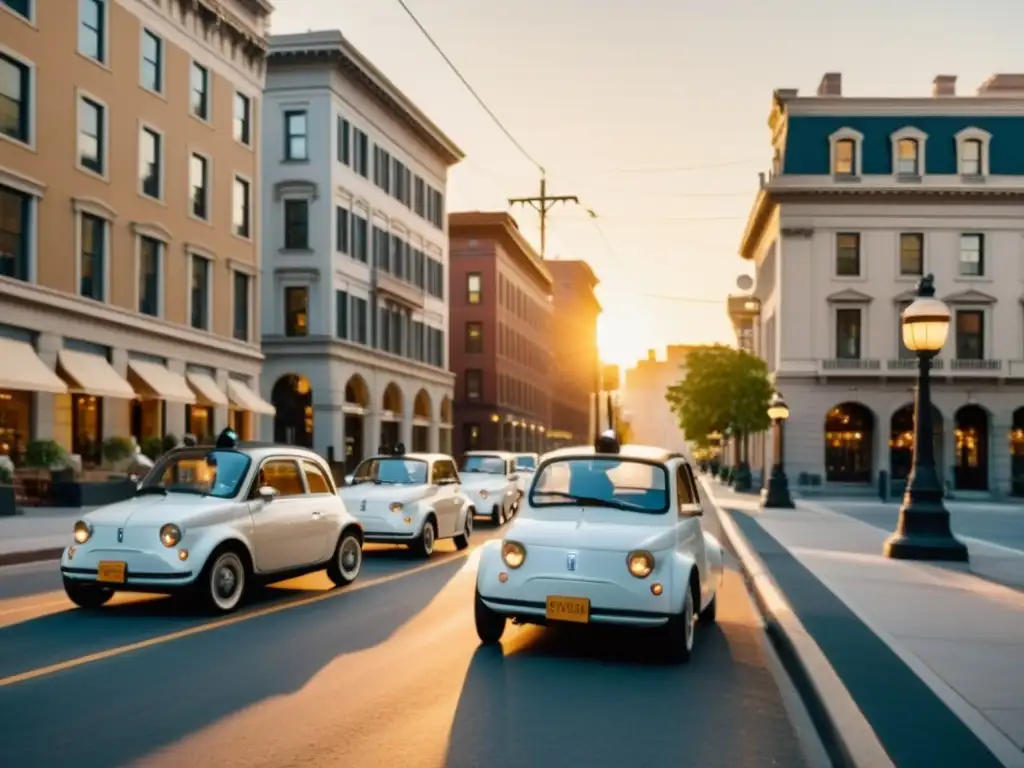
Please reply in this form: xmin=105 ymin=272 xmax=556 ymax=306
xmin=210 ymin=553 xmax=244 ymax=609
xmin=424 ymin=524 xmax=434 ymax=551
xmin=340 ymin=538 xmax=360 ymax=574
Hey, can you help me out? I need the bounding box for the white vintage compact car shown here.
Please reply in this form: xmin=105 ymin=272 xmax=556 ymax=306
xmin=473 ymin=434 xmax=725 ymax=663
xmin=60 ymin=430 xmax=365 ymax=614
xmin=460 ymin=451 xmax=520 ymax=525
xmin=511 ymin=452 xmax=539 ymax=497
xmin=340 ymin=448 xmax=473 ymax=557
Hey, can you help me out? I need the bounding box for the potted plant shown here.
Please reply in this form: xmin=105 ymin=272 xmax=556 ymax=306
xmin=141 ymin=436 xmax=164 ymax=461
xmin=161 ymin=434 xmax=179 ymax=453
xmin=0 ymin=462 xmax=18 ymax=516
xmin=102 ymin=436 xmax=135 ymax=469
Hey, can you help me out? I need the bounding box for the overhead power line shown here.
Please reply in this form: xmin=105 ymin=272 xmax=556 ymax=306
xmin=393 ymin=0 xmax=544 ymax=173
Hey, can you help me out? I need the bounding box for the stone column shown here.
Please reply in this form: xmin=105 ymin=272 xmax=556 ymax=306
xmin=105 ymin=347 xmax=132 ymax=440
xmin=165 ymin=358 xmax=188 ymax=439
xmin=364 ymin=411 xmax=382 ymax=457
xmin=428 ymin=421 xmax=440 ymax=453
xmin=400 ymin=402 xmax=413 ymax=448
xmin=212 ymin=368 xmax=231 ymax=439
xmin=991 ymin=417 xmax=1011 ymax=498
xmin=33 ymin=332 xmax=67 ymax=448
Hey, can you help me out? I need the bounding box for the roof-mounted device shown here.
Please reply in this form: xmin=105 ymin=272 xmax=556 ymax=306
xmin=215 ymin=428 xmax=239 ymax=450
xmin=594 ymin=429 xmax=620 ymax=455
xmin=392 ymin=442 xmax=406 ymax=456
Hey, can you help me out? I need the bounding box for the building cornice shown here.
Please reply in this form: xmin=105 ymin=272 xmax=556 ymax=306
xmin=785 ymin=97 xmax=1024 ymax=117
xmin=268 ymin=32 xmax=465 ymax=166
xmin=449 ymin=211 xmax=553 ymax=290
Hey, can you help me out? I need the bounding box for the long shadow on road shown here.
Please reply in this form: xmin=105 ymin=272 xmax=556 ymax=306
xmin=445 ymin=575 xmax=808 ymax=768
xmin=0 ymin=544 xmax=468 ymax=681
xmin=0 ymin=555 xmax=466 ymax=767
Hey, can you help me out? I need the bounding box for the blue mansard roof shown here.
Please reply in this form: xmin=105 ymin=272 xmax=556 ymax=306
xmin=784 ymin=115 xmax=1024 ymax=175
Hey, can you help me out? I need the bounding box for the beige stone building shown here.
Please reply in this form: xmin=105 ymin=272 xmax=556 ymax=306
xmin=0 ymin=0 xmax=274 ymax=466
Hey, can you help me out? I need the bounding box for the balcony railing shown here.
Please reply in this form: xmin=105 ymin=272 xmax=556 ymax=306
xmin=818 ymin=358 xmax=881 ymax=374
xmin=949 ymin=358 xmax=1002 ymax=372
xmin=886 ymin=358 xmax=944 ymax=371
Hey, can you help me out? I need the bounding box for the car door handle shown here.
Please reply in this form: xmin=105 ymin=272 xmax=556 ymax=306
xmin=311 ymin=510 xmax=323 ymax=519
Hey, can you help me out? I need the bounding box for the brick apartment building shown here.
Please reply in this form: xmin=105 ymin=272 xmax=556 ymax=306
xmin=448 ymin=212 xmax=554 ymax=457
xmin=545 ymin=260 xmax=601 ymax=447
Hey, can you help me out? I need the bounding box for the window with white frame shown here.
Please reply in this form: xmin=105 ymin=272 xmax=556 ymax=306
xmin=189 ymin=153 xmax=209 ymax=220
xmin=190 ymin=253 xmax=211 ymax=330
xmin=835 ymin=232 xmax=860 ymax=277
xmin=898 ymin=233 xmax=923 ymax=277
xmin=78 ymin=212 xmax=105 ymax=300
xmin=233 ymin=176 xmax=250 ymax=238
xmin=78 ymin=0 xmax=107 ymax=64
xmin=0 ymin=52 xmax=31 ymax=146
xmin=138 ymin=235 xmax=161 ymax=316
xmin=139 ymin=125 xmax=162 ymax=199
xmin=0 ymin=184 xmax=32 ymax=281
xmin=233 ymin=92 xmax=251 ymax=145
xmin=890 ymin=127 xmax=927 ymax=177
xmin=829 ymin=128 xmax=862 ymax=177
xmin=190 ymin=62 xmax=209 ymax=120
xmin=955 ymin=127 xmax=991 ymax=177
xmin=284 ymin=111 xmax=307 ymax=160
xmin=954 ymin=309 xmax=984 ymax=360
xmin=77 ymin=95 xmax=106 ymax=176
xmin=141 ymin=29 xmax=163 ymax=93
xmin=835 ymin=308 xmax=862 ymax=359
xmin=3 ymin=0 xmax=32 ymax=21
xmin=959 ymin=233 xmax=984 ymax=277
xmin=232 ymin=270 xmax=251 ymax=342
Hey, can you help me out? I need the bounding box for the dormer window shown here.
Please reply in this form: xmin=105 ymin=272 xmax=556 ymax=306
xmin=829 ymin=128 xmax=863 ymax=178
xmin=889 ymin=127 xmax=928 ymax=179
xmin=955 ymin=128 xmax=991 ymax=178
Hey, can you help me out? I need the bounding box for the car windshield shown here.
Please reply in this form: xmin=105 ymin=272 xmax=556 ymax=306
xmin=515 ymin=455 xmax=536 ymax=470
xmin=528 ymin=457 xmax=670 ymax=513
xmin=141 ymin=449 xmax=251 ymax=498
xmin=461 ymin=455 xmax=505 ymax=474
xmin=351 ymin=458 xmax=428 ymax=485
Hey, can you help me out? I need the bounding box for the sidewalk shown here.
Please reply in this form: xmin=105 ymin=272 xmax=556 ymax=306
xmin=0 ymin=508 xmax=87 ymax=565
xmin=702 ymin=477 xmax=1024 ymax=767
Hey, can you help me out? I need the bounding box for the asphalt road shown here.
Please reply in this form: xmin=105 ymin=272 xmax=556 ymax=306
xmin=0 ymin=514 xmax=821 ymax=768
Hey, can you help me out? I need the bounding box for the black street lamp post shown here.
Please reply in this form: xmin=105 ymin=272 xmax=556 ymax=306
xmin=883 ymin=275 xmax=968 ymax=562
xmin=763 ymin=391 xmax=794 ymax=508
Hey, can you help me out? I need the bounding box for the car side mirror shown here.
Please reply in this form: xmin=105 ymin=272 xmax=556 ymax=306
xmin=257 ymin=485 xmax=278 ymax=502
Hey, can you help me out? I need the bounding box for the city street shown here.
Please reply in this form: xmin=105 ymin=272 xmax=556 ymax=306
xmin=0 ymin=515 xmax=820 ymax=768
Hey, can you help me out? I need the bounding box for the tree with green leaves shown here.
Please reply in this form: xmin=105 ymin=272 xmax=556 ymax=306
xmin=665 ymin=345 xmax=774 ymax=489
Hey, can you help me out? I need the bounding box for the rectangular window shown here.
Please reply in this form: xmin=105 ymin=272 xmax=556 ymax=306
xmin=374 ymin=146 xmax=392 ymax=192
xmin=234 ymin=92 xmax=251 ymax=145
xmin=352 ymin=214 xmax=368 ymax=262
xmin=190 ymin=254 xmax=210 ymax=330
xmin=2 ymin=1 xmax=31 ymax=20
xmin=141 ymin=29 xmax=163 ymax=93
xmin=139 ymin=126 xmax=162 ymax=198
xmin=353 ymin=129 xmax=369 ymax=176
xmin=835 ymin=308 xmax=862 ymax=359
xmin=189 ymin=153 xmax=209 ymax=220
xmin=465 ymin=369 xmax=482 ymax=401
xmin=959 ymin=233 xmax=984 ymax=277
xmin=0 ymin=185 xmax=30 ymax=281
xmin=961 ymin=140 xmax=982 ymax=176
xmin=79 ymin=213 xmax=104 ymax=300
xmin=78 ymin=0 xmax=106 ymax=64
xmin=898 ymin=233 xmax=923 ymax=277
xmin=285 ymin=286 xmax=308 ymax=337
xmin=351 ymin=296 xmax=367 ymax=344
xmin=467 ymin=272 xmax=482 ymax=304
xmin=284 ymin=111 xmax=307 ymax=160
xmin=834 ymin=139 xmax=854 ymax=176
xmin=835 ymin=232 xmax=860 ymax=277
xmin=190 ymin=62 xmax=209 ymax=120
xmin=414 ymin=176 xmax=425 ymax=216
xmin=233 ymin=176 xmax=250 ymax=238
xmin=336 ymin=207 xmax=349 ymax=253
xmin=284 ymin=200 xmax=309 ymax=250
xmin=138 ymin=236 xmax=161 ymax=316
xmin=78 ymin=96 xmax=105 ymax=175
xmin=896 ymin=139 xmax=920 ymax=176
xmin=465 ymin=322 xmax=483 ymax=354
xmin=233 ymin=271 xmax=250 ymax=342
xmin=337 ymin=116 xmax=350 ymax=165
xmin=335 ymin=290 xmax=348 ymax=339
xmin=955 ymin=310 xmax=984 ymax=360
xmin=896 ymin=302 xmax=914 ymax=360
xmin=0 ymin=53 xmax=30 ymax=145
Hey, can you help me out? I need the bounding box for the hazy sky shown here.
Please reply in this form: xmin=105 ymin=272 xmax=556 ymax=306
xmin=270 ymin=0 xmax=1024 ymax=367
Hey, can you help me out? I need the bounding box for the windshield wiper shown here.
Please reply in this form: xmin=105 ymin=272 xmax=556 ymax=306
xmin=135 ymin=486 xmax=168 ymax=496
xmin=530 ymin=491 xmax=646 ymax=511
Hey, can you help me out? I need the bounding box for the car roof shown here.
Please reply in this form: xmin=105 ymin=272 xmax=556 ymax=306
xmin=541 ymin=443 xmax=684 ymax=464
xmin=362 ymin=452 xmax=451 ymax=462
xmin=168 ymin=442 xmax=326 ymax=462
xmin=463 ymin=450 xmax=514 ymax=457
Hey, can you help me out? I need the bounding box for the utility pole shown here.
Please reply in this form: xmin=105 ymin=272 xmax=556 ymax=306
xmin=509 ymin=173 xmax=579 ymax=257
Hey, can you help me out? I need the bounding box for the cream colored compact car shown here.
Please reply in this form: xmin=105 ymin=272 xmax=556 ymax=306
xmin=60 ymin=430 xmax=364 ymax=614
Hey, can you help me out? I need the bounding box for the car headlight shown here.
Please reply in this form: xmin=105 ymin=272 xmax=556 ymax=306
xmin=73 ymin=520 xmax=92 ymax=544
xmin=479 ymin=489 xmax=489 ymax=498
xmin=626 ymin=550 xmax=655 ymax=578
xmin=390 ymin=502 xmax=403 ymax=513
xmin=501 ymin=540 xmax=526 ymax=569
xmin=159 ymin=523 xmax=182 ymax=548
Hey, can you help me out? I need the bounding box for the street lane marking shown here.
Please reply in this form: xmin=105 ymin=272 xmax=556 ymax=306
xmin=0 ymin=549 xmax=474 ymax=689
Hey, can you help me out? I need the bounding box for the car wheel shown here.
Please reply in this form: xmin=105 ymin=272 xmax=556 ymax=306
xmin=453 ymin=513 xmax=472 ymax=550
xmin=699 ymin=591 xmax=717 ymax=624
xmin=663 ymin=585 xmax=696 ymax=664
xmin=411 ymin=518 xmax=436 ymax=558
xmin=492 ymin=504 xmax=504 ymax=526
xmin=201 ymin=549 xmax=247 ymax=614
xmin=327 ymin=530 xmax=363 ymax=587
xmin=474 ymin=589 xmax=506 ymax=644
xmin=63 ymin=579 xmax=113 ymax=609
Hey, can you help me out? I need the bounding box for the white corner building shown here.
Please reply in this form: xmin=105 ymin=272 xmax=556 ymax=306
xmin=739 ymin=72 xmax=1024 ymax=499
xmin=259 ymin=30 xmax=464 ymax=471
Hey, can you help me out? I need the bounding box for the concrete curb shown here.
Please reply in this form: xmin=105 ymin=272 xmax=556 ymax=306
xmin=0 ymin=547 xmax=65 ymax=567
xmin=699 ymin=477 xmax=894 ymax=768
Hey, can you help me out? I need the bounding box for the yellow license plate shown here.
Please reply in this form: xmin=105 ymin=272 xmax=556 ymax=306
xmin=546 ymin=596 xmax=590 ymax=623
xmin=97 ymin=561 xmax=127 ymax=584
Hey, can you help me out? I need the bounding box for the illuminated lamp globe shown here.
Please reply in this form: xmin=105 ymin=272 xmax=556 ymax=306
xmin=767 ymin=392 xmax=789 ymax=422
xmin=901 ymin=296 xmax=951 ymax=353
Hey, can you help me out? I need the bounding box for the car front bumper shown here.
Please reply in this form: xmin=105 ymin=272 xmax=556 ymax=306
xmin=60 ymin=545 xmax=197 ymax=591
xmin=356 ymin=511 xmax=423 ymax=543
xmin=479 ymin=595 xmax=670 ymax=627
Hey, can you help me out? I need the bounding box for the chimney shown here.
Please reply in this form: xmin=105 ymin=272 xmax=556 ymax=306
xmin=817 ymin=72 xmax=842 ymax=97
xmin=932 ymin=75 xmax=957 ymax=97
xmin=977 ymin=74 xmax=1024 ymax=96
xmin=647 ymin=349 xmax=656 ymax=362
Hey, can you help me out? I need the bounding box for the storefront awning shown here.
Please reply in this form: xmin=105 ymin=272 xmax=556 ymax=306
xmin=57 ymin=349 xmax=136 ymax=399
xmin=186 ymin=372 xmax=229 ymax=407
xmin=227 ymin=379 xmax=276 ymax=416
xmin=0 ymin=339 xmax=68 ymax=394
xmin=128 ymin=360 xmax=196 ymax=404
